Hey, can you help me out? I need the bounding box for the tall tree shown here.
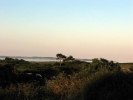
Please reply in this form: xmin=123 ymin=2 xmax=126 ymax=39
xmin=56 ymin=53 xmax=66 ymax=66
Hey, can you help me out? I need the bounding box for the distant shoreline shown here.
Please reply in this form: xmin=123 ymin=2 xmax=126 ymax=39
xmin=0 ymin=56 xmax=132 ymax=63
xmin=0 ymin=56 xmax=92 ymax=62
xmin=0 ymin=56 xmax=56 ymax=59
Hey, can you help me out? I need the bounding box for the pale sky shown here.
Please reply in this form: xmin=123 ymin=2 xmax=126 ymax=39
xmin=0 ymin=0 xmax=133 ymax=62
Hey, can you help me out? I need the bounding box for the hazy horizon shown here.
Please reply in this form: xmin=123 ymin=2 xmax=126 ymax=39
xmin=0 ymin=0 xmax=133 ymax=62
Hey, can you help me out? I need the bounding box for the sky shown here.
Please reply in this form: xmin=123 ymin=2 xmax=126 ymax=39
xmin=0 ymin=0 xmax=133 ymax=62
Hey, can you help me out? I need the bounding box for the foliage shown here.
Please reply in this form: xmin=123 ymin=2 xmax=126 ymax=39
xmin=82 ymin=71 xmax=133 ymax=100
xmin=56 ymin=53 xmax=66 ymax=66
xmin=90 ymin=58 xmax=121 ymax=73
xmin=0 ymin=57 xmax=133 ymax=100
xmin=64 ymin=55 xmax=75 ymax=61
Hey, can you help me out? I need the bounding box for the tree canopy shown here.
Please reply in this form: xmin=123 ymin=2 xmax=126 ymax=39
xmin=56 ymin=53 xmax=66 ymax=66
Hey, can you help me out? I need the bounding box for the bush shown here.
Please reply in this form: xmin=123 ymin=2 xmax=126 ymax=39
xmin=82 ymin=71 xmax=133 ymax=100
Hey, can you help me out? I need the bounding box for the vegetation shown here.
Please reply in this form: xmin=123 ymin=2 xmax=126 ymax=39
xmin=56 ymin=53 xmax=66 ymax=66
xmin=0 ymin=55 xmax=133 ymax=100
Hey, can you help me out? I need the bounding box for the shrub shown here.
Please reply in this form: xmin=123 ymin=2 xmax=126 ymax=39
xmin=82 ymin=71 xmax=133 ymax=100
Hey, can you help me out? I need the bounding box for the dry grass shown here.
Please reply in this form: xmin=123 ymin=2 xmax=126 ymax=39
xmin=119 ymin=63 xmax=133 ymax=69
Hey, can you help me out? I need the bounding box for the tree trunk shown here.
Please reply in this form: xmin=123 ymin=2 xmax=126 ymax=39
xmin=60 ymin=59 xmax=61 ymax=66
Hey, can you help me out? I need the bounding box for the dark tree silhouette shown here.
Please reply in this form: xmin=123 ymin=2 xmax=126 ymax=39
xmin=64 ymin=55 xmax=75 ymax=62
xmin=56 ymin=53 xmax=66 ymax=66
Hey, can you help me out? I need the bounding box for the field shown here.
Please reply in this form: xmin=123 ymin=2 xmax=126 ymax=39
xmin=0 ymin=57 xmax=133 ymax=100
xmin=119 ymin=63 xmax=133 ymax=69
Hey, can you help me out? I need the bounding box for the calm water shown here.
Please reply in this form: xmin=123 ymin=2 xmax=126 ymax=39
xmin=0 ymin=57 xmax=58 ymax=62
xmin=0 ymin=57 xmax=92 ymax=62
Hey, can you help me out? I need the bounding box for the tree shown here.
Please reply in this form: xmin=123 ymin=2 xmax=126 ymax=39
xmin=100 ymin=58 xmax=109 ymax=68
xmin=56 ymin=53 xmax=66 ymax=66
xmin=91 ymin=58 xmax=100 ymax=72
xmin=64 ymin=55 xmax=75 ymax=62
xmin=90 ymin=58 xmax=121 ymax=72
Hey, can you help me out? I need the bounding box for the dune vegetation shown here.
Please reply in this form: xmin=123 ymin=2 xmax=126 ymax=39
xmin=0 ymin=54 xmax=133 ymax=100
